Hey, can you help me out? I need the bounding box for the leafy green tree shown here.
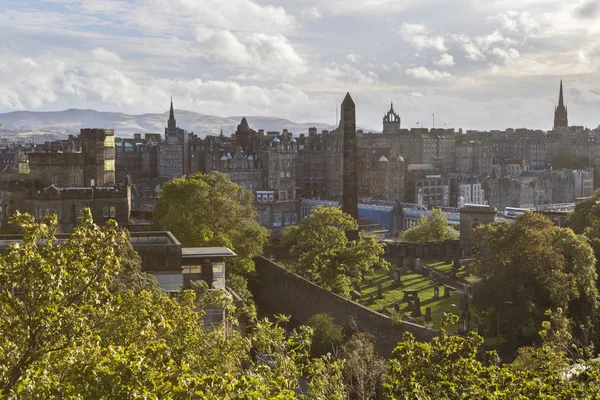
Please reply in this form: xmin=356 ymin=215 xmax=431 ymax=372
xmin=307 ymin=313 xmax=343 ymax=357
xmin=153 ymin=172 xmax=268 ymax=275
xmin=0 ymin=210 xmax=347 ymax=398
xmin=398 ymin=208 xmax=458 ymax=243
xmin=383 ymin=313 xmax=600 ymax=399
xmin=551 ymin=152 xmax=589 ymax=170
xmin=471 ymin=211 xmax=599 ymax=342
xmin=112 ymin=229 xmax=162 ymax=294
xmin=282 ymin=206 xmax=389 ymax=297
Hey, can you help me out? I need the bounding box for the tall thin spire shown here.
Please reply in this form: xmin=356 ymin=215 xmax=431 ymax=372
xmin=558 ymin=79 xmax=564 ymax=108
xmin=553 ymin=80 xmax=568 ymax=130
xmin=167 ymin=96 xmax=176 ymax=132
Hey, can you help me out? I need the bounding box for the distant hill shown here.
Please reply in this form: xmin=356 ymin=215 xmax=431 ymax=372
xmin=0 ymin=109 xmax=368 ymax=138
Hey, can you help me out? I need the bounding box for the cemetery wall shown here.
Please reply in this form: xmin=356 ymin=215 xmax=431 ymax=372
xmin=251 ymin=256 xmax=438 ymax=356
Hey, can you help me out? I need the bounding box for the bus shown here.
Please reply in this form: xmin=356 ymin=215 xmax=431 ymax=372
xmin=504 ymin=207 xmax=529 ymax=219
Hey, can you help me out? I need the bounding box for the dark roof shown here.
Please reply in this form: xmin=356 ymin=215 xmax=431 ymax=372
xmin=181 ymin=247 xmax=237 ymax=258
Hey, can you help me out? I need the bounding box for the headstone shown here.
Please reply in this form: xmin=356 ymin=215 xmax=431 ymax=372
xmin=465 ymin=262 xmax=471 ymax=275
xmin=402 ymin=266 xmax=408 ymax=276
xmin=394 ymin=269 xmax=401 ymax=287
xmin=429 ymin=269 xmax=435 ymax=280
xmin=407 ymin=300 xmax=413 ymax=312
xmin=453 ymin=259 xmax=460 ymax=271
xmin=369 ymin=294 xmax=375 ymax=304
xmin=425 ymin=307 xmax=432 ymax=322
xmin=377 ymin=283 xmax=384 ymax=299
xmin=411 ymin=296 xmax=422 ymax=317
xmin=444 ymin=286 xmax=451 ymax=299
xmin=394 ymin=303 xmax=400 ymax=313
xmin=458 ymin=319 xmax=466 ymax=335
xmin=350 ymin=290 xmax=361 ymax=301
xmin=433 ymin=286 xmax=440 ymax=300
xmin=415 ymin=258 xmax=421 ymax=272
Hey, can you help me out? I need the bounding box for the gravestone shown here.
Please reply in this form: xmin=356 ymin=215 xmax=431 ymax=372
xmin=411 ymin=296 xmax=422 ymax=317
xmin=444 ymin=286 xmax=451 ymax=299
xmin=394 ymin=303 xmax=400 ymax=313
xmin=458 ymin=319 xmax=466 ymax=335
xmin=415 ymin=258 xmax=421 ymax=272
xmin=407 ymin=300 xmax=413 ymax=312
xmin=425 ymin=307 xmax=432 ymax=322
xmin=402 ymin=266 xmax=408 ymax=276
xmin=429 ymin=269 xmax=435 ymax=280
xmin=350 ymin=290 xmax=362 ymax=301
xmin=465 ymin=261 xmax=471 ymax=275
xmin=369 ymin=294 xmax=375 ymax=304
xmin=433 ymin=286 xmax=440 ymax=300
xmin=394 ymin=269 xmax=401 ymax=287
xmin=377 ymin=283 xmax=384 ymax=299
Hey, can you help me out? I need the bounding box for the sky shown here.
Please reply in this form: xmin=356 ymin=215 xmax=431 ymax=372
xmin=1 ymin=0 xmax=600 ymax=132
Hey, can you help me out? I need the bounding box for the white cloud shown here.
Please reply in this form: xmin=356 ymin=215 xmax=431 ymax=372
xmin=320 ymin=63 xmax=379 ymax=84
xmin=346 ymin=53 xmax=359 ymax=63
xmin=435 ymin=53 xmax=455 ymax=67
xmin=196 ymin=30 xmax=307 ymax=78
xmin=91 ymin=47 xmax=121 ymax=63
xmin=405 ymin=67 xmax=451 ymax=81
xmin=399 ymin=23 xmax=446 ymax=52
xmin=302 ymin=7 xmax=322 ymax=20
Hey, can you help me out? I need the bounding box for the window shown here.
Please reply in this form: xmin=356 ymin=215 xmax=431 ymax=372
xmin=273 ymin=214 xmax=281 ymax=227
xmin=286 ymin=171 xmax=291 ymax=178
xmin=268 ymin=193 xmax=274 ymax=202
xmin=284 ymin=214 xmax=291 ymax=226
xmin=103 ymin=207 xmax=109 ymax=218
xmin=279 ymin=190 xmax=287 ymax=201
xmin=280 ymin=171 xmax=284 ymax=178
xmin=291 ymin=213 xmax=297 ymax=224
xmin=110 ymin=206 xmax=116 ymax=218
xmin=256 ymin=193 xmax=261 ymax=202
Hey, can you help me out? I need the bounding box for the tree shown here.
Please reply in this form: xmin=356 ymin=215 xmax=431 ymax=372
xmin=565 ymin=190 xmax=600 ymax=289
xmin=153 ymin=172 xmax=268 ymax=275
xmin=471 ymin=211 xmax=599 ymax=342
xmin=383 ymin=313 xmax=600 ymax=399
xmin=0 ymin=210 xmax=347 ymax=398
xmin=112 ymin=229 xmax=162 ymax=294
xmin=306 ymin=313 xmax=343 ymax=357
xmin=341 ymin=331 xmax=386 ymax=400
xmin=282 ymin=206 xmax=389 ymax=297
xmin=551 ymin=152 xmax=589 ymax=170
xmin=397 ymin=208 xmax=458 ymax=243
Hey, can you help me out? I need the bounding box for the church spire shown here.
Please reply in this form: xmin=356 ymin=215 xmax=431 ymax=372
xmin=167 ymin=96 xmax=176 ymax=133
xmin=553 ymin=80 xmax=568 ymax=130
xmin=558 ymin=79 xmax=564 ymax=108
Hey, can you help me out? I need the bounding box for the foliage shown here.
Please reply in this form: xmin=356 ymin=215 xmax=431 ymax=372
xmin=383 ymin=313 xmax=600 ymax=399
xmin=0 ymin=211 xmax=350 ymax=398
xmin=282 ymin=206 xmax=389 ymax=297
xmin=551 ymin=152 xmax=589 ymax=170
xmin=397 ymin=208 xmax=458 ymax=243
xmin=306 ymin=313 xmax=343 ymax=357
xmin=112 ymin=229 xmax=162 ymax=294
xmin=153 ymin=172 xmax=268 ymax=275
xmin=341 ymin=331 xmax=386 ymax=400
xmin=471 ymin=211 xmax=599 ymax=343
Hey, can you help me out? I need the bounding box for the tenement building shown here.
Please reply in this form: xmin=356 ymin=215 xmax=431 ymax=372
xmin=2 ymin=128 xmax=129 ymax=231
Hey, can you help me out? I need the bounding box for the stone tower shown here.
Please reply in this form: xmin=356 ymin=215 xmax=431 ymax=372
xmin=459 ymin=205 xmax=497 ymax=256
xmin=553 ymin=80 xmax=568 ymax=130
xmin=383 ymin=102 xmax=401 ymax=134
xmin=340 ymin=92 xmax=358 ymax=238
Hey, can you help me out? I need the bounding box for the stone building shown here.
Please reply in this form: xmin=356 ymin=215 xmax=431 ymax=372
xmin=159 ymin=99 xmax=190 ymax=181
xmin=554 ymin=80 xmax=568 ymax=130
xmin=19 ymin=128 xmax=116 ymax=187
xmin=296 ymin=128 xmax=341 ymax=200
xmin=2 ymin=128 xmax=127 ymax=232
xmin=382 ymin=102 xmax=401 ymax=134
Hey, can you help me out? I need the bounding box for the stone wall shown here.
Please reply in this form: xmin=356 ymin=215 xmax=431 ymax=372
xmin=251 ymin=256 xmax=438 ymax=356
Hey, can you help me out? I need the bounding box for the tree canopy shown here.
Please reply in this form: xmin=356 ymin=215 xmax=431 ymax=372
xmin=383 ymin=312 xmax=600 ymax=399
xmin=0 ymin=210 xmax=347 ymax=398
xmin=281 ymin=206 xmax=389 ymax=297
xmin=397 ymin=208 xmax=458 ymax=243
xmin=471 ymin=211 xmax=599 ymax=342
xmin=153 ymin=172 xmax=268 ymax=275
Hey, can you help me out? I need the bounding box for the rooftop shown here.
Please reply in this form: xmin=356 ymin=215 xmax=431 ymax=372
xmin=182 ymin=247 xmax=237 ymax=258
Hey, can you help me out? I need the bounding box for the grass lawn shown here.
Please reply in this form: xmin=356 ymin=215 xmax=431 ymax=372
xmin=426 ymin=260 xmax=481 ymax=286
xmin=359 ymin=267 xmax=462 ymax=332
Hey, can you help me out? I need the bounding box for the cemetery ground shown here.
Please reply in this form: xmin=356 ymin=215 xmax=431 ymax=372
xmin=359 ymin=265 xmax=462 ymax=332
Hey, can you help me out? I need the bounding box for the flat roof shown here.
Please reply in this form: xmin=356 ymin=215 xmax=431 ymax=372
xmin=181 ymin=247 xmax=237 ymax=258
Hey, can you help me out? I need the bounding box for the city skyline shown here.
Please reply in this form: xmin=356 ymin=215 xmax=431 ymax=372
xmin=2 ymin=0 xmax=600 ymax=131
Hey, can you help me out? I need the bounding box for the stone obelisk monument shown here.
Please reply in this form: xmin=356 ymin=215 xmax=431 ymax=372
xmin=340 ymin=92 xmax=359 ymax=240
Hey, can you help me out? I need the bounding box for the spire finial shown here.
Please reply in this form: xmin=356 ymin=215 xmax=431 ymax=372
xmin=558 ymin=79 xmax=564 ymax=108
